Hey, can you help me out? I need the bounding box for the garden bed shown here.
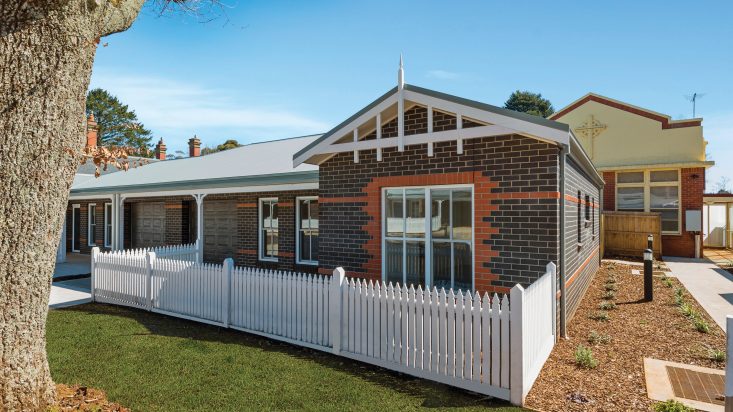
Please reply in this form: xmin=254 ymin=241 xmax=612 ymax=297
xmin=525 ymin=261 xmax=726 ymax=411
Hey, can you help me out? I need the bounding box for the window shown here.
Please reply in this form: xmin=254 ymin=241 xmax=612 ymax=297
xmin=592 ymin=197 xmax=596 ymax=235
xmin=87 ymin=204 xmax=97 ymax=246
xmin=584 ymin=195 xmax=590 ymax=221
xmin=577 ymin=191 xmax=582 ymax=244
xmin=104 ymin=203 xmax=112 ymax=248
xmin=296 ymin=197 xmax=318 ymax=265
xmin=616 ymin=170 xmax=680 ymax=233
xmin=259 ymin=198 xmax=278 ymax=260
xmin=383 ymin=186 xmax=473 ymax=291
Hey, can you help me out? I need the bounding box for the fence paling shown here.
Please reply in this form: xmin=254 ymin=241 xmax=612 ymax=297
xmin=91 ymin=247 xmax=556 ymax=406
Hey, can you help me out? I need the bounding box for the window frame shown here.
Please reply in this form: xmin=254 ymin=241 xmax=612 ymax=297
xmin=295 ymin=196 xmax=319 ymax=265
xmin=258 ymin=198 xmax=279 ymax=262
xmin=87 ymin=203 xmax=97 ymax=246
xmin=71 ymin=204 xmax=81 ymax=252
xmin=104 ymin=202 xmax=112 ymax=248
xmin=381 ymin=184 xmax=475 ymax=291
xmin=615 ymin=169 xmax=681 ymax=235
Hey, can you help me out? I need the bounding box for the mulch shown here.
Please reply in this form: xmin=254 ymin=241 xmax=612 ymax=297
xmin=524 ymin=261 xmax=726 ymax=411
xmin=52 ymin=384 xmax=129 ymax=411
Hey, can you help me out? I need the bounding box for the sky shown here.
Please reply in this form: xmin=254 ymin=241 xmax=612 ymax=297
xmin=91 ymin=0 xmax=733 ymax=191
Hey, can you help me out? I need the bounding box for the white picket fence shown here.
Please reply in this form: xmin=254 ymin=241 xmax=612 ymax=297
xmin=90 ymin=246 xmax=556 ymax=405
xmin=151 ymin=242 xmax=199 ymax=262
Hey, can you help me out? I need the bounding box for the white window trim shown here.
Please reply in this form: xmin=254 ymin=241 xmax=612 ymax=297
xmin=381 ymin=184 xmax=475 ymax=291
xmin=259 ymin=198 xmax=279 ymax=262
xmin=71 ymin=204 xmax=80 ymax=252
xmin=296 ymin=196 xmax=319 ymax=265
xmin=87 ymin=203 xmax=97 ymax=246
xmin=104 ymin=202 xmax=112 ymax=248
xmin=616 ymin=169 xmax=681 ymax=235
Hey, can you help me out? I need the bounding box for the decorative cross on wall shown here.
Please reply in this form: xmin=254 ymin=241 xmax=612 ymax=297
xmin=574 ymin=115 xmax=607 ymax=159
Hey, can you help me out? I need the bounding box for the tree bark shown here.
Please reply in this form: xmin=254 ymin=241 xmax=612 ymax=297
xmin=0 ymin=1 xmax=143 ymax=410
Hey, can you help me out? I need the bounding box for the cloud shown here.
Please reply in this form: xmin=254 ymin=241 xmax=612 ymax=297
xmin=89 ymin=70 xmax=330 ymax=150
xmin=425 ymin=70 xmax=461 ymax=80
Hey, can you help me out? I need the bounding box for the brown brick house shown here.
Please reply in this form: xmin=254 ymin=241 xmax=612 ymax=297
xmin=66 ymin=72 xmax=603 ymax=334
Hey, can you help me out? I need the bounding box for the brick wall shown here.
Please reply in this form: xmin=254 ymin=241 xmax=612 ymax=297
xmin=602 ymin=171 xmax=615 ymax=210
xmin=65 ymin=199 xmax=113 ymax=254
xmin=563 ymin=158 xmax=601 ymax=321
xmin=319 ymin=131 xmax=561 ymax=295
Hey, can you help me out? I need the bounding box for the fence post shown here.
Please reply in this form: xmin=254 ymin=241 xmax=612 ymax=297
xmin=223 ymin=258 xmax=233 ymax=328
xmin=547 ymin=262 xmax=557 ymax=339
xmin=509 ymin=284 xmax=525 ymax=406
xmin=726 ymin=315 xmax=733 ymax=412
xmin=90 ymin=247 xmax=99 ymax=302
xmin=145 ymin=251 xmax=155 ymax=311
xmin=330 ymin=267 xmax=346 ymax=354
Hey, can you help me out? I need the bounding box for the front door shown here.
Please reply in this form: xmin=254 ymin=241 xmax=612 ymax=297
xmin=72 ymin=205 xmax=81 ymax=252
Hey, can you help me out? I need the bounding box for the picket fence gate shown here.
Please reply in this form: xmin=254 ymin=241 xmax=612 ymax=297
xmin=91 ymin=247 xmax=556 ymax=405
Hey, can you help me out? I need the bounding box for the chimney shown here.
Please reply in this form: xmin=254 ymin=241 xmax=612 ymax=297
xmin=188 ymin=135 xmax=201 ymax=157
xmin=154 ymin=138 xmax=166 ymax=160
xmin=86 ymin=114 xmax=98 ymax=148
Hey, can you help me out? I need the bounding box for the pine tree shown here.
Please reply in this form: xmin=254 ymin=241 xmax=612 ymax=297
xmin=86 ymin=88 xmax=153 ymax=157
xmin=504 ymin=90 xmax=555 ymax=118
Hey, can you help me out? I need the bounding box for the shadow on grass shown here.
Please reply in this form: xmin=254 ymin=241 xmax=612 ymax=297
xmin=57 ymin=303 xmax=514 ymax=410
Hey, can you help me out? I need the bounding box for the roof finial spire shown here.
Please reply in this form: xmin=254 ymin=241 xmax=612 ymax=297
xmin=398 ymin=53 xmax=404 ymax=90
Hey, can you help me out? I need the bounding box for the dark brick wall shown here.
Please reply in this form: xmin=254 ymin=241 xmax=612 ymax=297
xmin=319 ymin=133 xmax=562 ymax=294
xmin=662 ymin=167 xmax=705 ymax=258
xmin=65 ymin=199 xmax=114 ymax=254
xmin=563 ymin=157 xmax=601 ymax=321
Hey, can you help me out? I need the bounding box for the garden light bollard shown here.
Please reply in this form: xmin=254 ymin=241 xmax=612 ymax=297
xmin=644 ymin=248 xmax=653 ymax=301
xmin=647 ymin=234 xmax=653 ymax=252
xmin=726 ymin=315 xmax=733 ymax=412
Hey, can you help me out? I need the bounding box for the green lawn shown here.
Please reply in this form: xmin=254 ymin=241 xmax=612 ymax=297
xmin=47 ymin=304 xmax=524 ymax=411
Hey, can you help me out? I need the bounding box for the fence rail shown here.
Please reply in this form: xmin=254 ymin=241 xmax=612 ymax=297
xmin=91 ymin=247 xmax=555 ymax=406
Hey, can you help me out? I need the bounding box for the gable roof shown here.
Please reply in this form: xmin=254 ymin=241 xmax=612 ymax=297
xmin=70 ymin=135 xmax=320 ymax=196
xmin=293 ymin=84 xmax=572 ymax=166
xmin=549 ymin=92 xmax=702 ymax=129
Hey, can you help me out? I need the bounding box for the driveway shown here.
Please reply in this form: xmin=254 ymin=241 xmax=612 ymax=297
xmin=49 ymin=278 xmax=91 ymax=309
xmin=664 ymin=257 xmax=733 ymax=332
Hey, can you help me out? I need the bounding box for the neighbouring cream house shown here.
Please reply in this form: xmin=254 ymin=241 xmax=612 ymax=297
xmin=550 ymin=93 xmax=713 ymax=258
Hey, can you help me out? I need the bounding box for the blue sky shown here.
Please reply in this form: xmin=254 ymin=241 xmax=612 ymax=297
xmin=91 ymin=0 xmax=733 ymax=191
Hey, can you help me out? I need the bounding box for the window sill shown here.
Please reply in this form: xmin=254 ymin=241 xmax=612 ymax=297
xmin=576 ymin=242 xmax=583 ymax=249
xmin=259 ymin=257 xmax=278 ymax=263
xmin=584 ymin=220 xmax=592 ymax=228
xmin=297 ymin=261 xmax=319 ymax=266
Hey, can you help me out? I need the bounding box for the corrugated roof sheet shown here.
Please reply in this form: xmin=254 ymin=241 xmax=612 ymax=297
xmin=71 ymin=134 xmax=321 ymax=194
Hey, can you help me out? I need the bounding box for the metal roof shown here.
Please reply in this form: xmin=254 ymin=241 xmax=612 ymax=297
xmin=71 ymin=134 xmax=321 ymax=195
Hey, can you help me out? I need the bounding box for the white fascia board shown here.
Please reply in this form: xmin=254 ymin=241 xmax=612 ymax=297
xmin=68 ymin=182 xmax=318 ymax=201
xmin=293 ymin=93 xmax=399 ymax=166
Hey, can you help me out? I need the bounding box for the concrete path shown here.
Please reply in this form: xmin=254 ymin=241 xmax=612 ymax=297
xmin=54 ymin=253 xmax=91 ymax=279
xmin=664 ymin=257 xmax=733 ymax=332
xmin=49 ymin=278 xmax=91 ymax=309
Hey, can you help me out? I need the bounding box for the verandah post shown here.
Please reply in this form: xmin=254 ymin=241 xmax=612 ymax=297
xmin=145 ymin=251 xmax=155 ymax=311
xmin=91 ymin=247 xmax=99 ymax=302
xmin=223 ymin=258 xmax=234 ymax=328
xmin=330 ymin=267 xmax=346 ymax=354
xmin=509 ymin=283 xmax=525 ymax=406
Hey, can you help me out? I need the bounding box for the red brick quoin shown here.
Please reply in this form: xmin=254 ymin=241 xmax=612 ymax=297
xmin=321 ymin=171 xmax=560 ymax=295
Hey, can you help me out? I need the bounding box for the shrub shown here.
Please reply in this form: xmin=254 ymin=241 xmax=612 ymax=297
xmin=694 ymin=318 xmax=711 ymax=334
xmin=653 ymin=399 xmax=694 ymax=412
xmin=574 ymin=345 xmax=599 ymax=369
xmin=707 ymin=347 xmax=726 ymax=362
xmin=599 ymin=301 xmax=616 ymax=311
xmin=605 ymin=283 xmax=618 ymax=292
xmin=603 ymin=290 xmax=616 ymax=300
xmin=589 ymin=311 xmax=609 ymax=321
xmin=587 ymin=330 xmax=611 ymax=345
xmin=606 ymin=277 xmax=617 ymax=284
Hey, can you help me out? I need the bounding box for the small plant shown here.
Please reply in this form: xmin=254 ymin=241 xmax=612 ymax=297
xmin=674 ymin=288 xmax=685 ymax=306
xmin=707 ymin=347 xmax=726 ymax=362
xmin=653 ymin=399 xmax=694 ymax=412
xmin=589 ymin=311 xmax=609 ymax=321
xmin=574 ymin=345 xmax=599 ymax=369
xmin=599 ymin=301 xmax=616 ymax=311
xmin=662 ymin=278 xmax=674 ymax=288
xmin=604 ymin=283 xmax=617 ymax=292
xmin=679 ymin=302 xmax=696 ymax=318
xmin=605 ymin=277 xmax=617 ymax=284
xmin=587 ymin=330 xmax=611 ymax=345
xmin=694 ymin=318 xmax=711 ymax=334
xmin=602 ymin=290 xmax=616 ymax=300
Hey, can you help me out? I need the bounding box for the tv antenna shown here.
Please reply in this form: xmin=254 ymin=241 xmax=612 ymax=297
xmin=684 ymin=93 xmax=706 ymax=118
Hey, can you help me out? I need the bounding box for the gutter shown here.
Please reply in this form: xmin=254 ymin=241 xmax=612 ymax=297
xmin=559 ymin=144 xmax=568 ymax=339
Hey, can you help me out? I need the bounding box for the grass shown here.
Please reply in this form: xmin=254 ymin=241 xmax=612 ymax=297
xmin=588 ymin=311 xmax=609 ymax=321
xmin=47 ymin=304 xmax=523 ymax=412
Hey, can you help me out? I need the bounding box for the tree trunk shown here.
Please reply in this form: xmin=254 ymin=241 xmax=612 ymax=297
xmin=0 ymin=2 xmax=143 ymax=410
